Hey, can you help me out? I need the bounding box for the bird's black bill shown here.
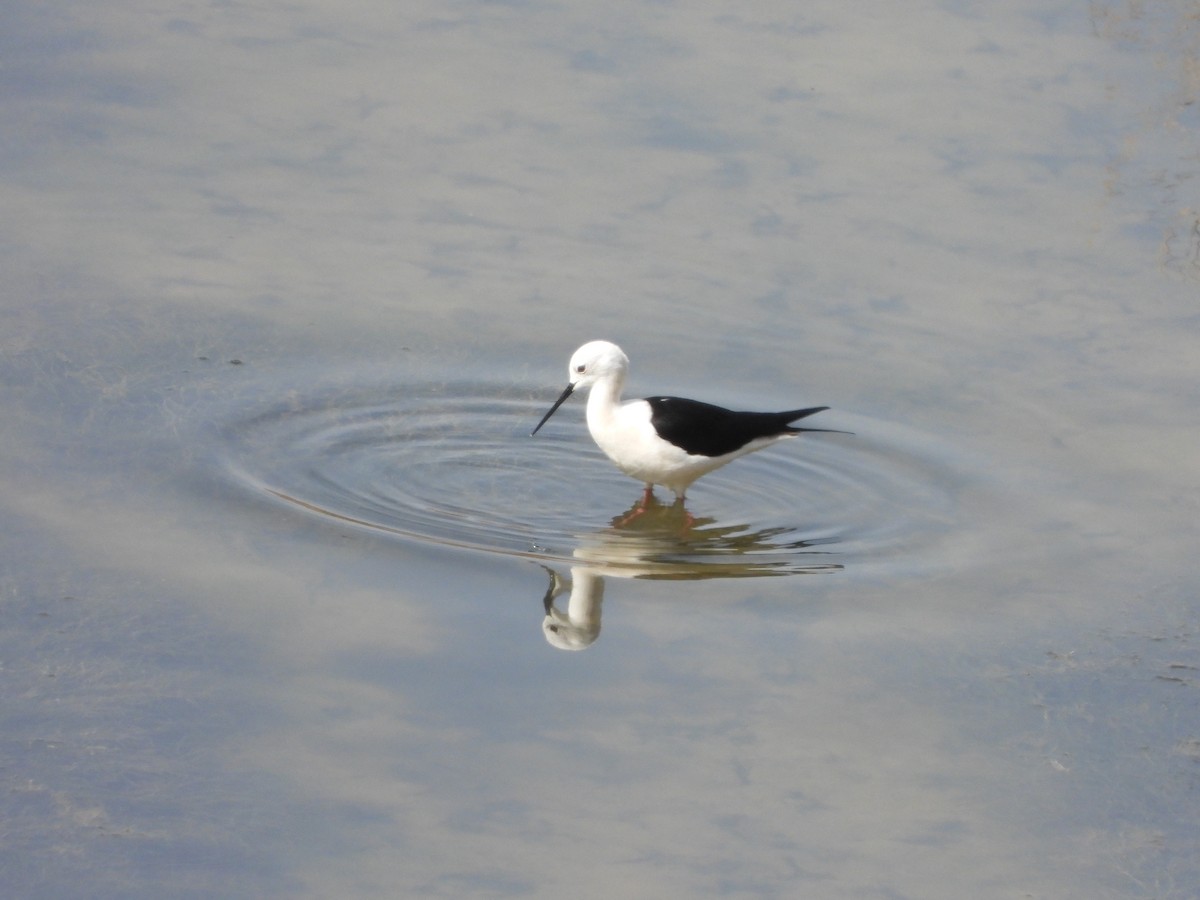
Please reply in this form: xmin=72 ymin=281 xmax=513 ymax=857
xmin=530 ymin=383 xmax=575 ymax=436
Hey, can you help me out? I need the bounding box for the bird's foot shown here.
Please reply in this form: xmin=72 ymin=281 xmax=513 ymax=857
xmin=614 ymin=486 xmax=656 ymax=528
xmin=669 ymin=494 xmax=696 ymax=530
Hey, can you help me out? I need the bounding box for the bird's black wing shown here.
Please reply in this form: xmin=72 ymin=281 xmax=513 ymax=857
xmin=644 ymin=397 xmax=829 ymax=458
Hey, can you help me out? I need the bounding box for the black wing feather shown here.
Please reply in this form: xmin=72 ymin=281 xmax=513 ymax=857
xmin=645 ymin=397 xmax=830 ymax=458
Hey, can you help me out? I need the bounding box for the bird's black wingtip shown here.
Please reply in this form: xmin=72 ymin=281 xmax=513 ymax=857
xmin=790 ymin=426 xmax=854 ymax=436
xmin=785 ymin=405 xmax=831 ymax=422
xmin=785 ymin=408 xmax=852 ymax=436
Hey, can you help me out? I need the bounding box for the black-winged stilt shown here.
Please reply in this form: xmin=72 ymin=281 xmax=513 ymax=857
xmin=531 ymin=340 xmax=843 ymax=500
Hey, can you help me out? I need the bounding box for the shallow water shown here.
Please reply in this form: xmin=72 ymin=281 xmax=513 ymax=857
xmin=3 ymin=1 xmax=1199 ymax=898
xmin=216 ymin=370 xmax=956 ymax=578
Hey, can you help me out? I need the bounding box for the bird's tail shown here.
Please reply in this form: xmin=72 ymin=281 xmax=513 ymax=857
xmin=782 ymin=406 xmax=853 ymax=436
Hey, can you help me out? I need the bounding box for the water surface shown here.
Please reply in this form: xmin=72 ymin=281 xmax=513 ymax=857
xmin=2 ymin=2 xmax=1198 ymax=898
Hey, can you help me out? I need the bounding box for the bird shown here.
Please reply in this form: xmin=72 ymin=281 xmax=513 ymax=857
xmin=530 ymin=340 xmax=844 ymax=501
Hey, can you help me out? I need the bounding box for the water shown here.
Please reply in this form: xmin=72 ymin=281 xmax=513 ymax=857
xmin=215 ymin=370 xmax=955 ymax=578
xmin=3 ymin=2 xmax=1199 ymax=898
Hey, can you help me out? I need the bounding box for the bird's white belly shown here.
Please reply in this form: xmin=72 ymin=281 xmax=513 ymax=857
xmin=593 ymin=422 xmax=689 ymax=483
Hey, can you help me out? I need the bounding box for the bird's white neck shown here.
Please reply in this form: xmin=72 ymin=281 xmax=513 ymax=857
xmin=585 ymin=373 xmax=624 ymax=431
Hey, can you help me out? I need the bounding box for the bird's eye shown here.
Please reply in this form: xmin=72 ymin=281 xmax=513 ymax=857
xmin=575 ymin=364 xmax=586 ymax=373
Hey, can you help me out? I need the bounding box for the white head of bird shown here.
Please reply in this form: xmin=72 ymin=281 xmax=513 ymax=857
xmin=531 ymin=340 xmax=842 ymax=500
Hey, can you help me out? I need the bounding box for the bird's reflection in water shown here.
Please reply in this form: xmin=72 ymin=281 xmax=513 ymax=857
xmin=541 ymin=493 xmax=842 ymax=650
xmin=541 ymin=567 xmax=604 ymax=650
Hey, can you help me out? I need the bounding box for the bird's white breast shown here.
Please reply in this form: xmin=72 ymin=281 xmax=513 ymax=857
xmin=587 ymin=399 xmax=685 ymax=482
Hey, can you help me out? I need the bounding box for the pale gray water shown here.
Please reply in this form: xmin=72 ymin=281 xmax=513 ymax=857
xmin=3 ymin=2 xmax=1198 ymax=898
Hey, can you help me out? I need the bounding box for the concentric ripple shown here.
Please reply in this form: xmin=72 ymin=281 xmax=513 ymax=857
xmin=219 ymin=379 xmax=960 ymax=577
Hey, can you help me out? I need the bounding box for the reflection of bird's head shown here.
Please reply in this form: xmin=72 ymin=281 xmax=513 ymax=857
xmin=541 ymin=567 xmax=604 ymax=651
xmin=542 ymin=608 xmax=600 ymax=651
